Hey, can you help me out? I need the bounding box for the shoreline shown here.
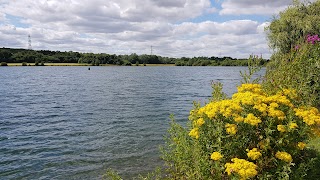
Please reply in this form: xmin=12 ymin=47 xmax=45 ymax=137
xmin=5 ymin=63 xmax=176 ymax=66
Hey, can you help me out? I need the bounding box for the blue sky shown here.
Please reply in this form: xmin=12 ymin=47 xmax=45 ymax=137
xmin=0 ymin=0 xmax=311 ymax=58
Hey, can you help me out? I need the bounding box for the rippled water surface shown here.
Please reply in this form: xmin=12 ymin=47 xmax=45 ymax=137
xmin=0 ymin=66 xmax=264 ymax=179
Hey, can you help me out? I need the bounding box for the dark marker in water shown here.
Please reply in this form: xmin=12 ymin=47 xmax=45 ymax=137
xmin=88 ymin=67 xmax=90 ymax=70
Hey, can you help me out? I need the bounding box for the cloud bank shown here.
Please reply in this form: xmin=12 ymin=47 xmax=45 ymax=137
xmin=0 ymin=0 xmax=304 ymax=58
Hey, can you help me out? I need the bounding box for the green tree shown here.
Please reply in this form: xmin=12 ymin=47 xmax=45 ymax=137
xmin=266 ymin=0 xmax=320 ymax=54
xmin=129 ymin=53 xmax=139 ymax=64
xmin=0 ymin=49 xmax=12 ymax=62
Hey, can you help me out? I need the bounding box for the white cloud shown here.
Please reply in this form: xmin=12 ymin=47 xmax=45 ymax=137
xmin=219 ymin=0 xmax=318 ymax=15
xmin=0 ymin=12 xmax=5 ymax=22
xmin=220 ymin=0 xmax=292 ymax=15
xmin=0 ymin=0 xmax=278 ymax=58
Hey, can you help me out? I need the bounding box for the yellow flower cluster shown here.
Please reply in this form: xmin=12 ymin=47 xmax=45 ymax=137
xmin=277 ymin=125 xmax=286 ymax=132
xmin=194 ymin=118 xmax=205 ymax=127
xmin=225 ymin=158 xmax=258 ymax=179
xmin=237 ymin=84 xmax=262 ymax=94
xmin=189 ymin=128 xmax=199 ymax=139
xmin=189 ymin=84 xmax=303 ymax=139
xmin=275 ymin=151 xmax=292 ymax=163
xmin=185 ymin=83 xmax=320 ymax=178
xmin=297 ymin=142 xmax=306 ymax=150
xmin=289 ymin=122 xmax=298 ymax=129
xmin=225 ymin=123 xmax=237 ymax=135
xmin=246 ymin=148 xmax=262 ymax=160
xmin=244 ymin=113 xmax=261 ymax=126
xmin=211 ymin=152 xmax=223 ymax=161
xmin=294 ymin=107 xmax=320 ymax=126
xmin=196 ymin=84 xmax=295 ymax=125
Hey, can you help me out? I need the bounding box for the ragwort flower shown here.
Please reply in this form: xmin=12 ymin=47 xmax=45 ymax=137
xmin=225 ymin=158 xmax=258 ymax=179
xmin=297 ymin=142 xmax=306 ymax=150
xmin=275 ymin=151 xmax=292 ymax=163
xmin=246 ymin=148 xmax=262 ymax=160
xmin=189 ymin=128 xmax=199 ymax=139
xmin=211 ymin=152 xmax=223 ymax=161
xmin=225 ymin=123 xmax=237 ymax=135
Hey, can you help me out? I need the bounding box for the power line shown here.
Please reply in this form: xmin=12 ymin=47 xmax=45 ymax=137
xmin=28 ymin=34 xmax=32 ymax=50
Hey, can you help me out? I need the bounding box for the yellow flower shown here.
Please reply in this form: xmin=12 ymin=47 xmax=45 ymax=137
xmin=244 ymin=113 xmax=261 ymax=126
xmin=282 ymin=88 xmax=297 ymax=99
xmin=247 ymin=148 xmax=262 ymax=160
xmin=225 ymin=123 xmax=237 ymax=135
xmin=253 ymin=103 xmax=268 ymax=115
xmin=225 ymin=158 xmax=258 ymax=179
xmin=270 ymin=102 xmax=279 ymax=108
xmin=268 ymin=108 xmax=285 ymax=120
xmin=189 ymin=128 xmax=199 ymax=139
xmin=289 ymin=122 xmax=298 ymax=129
xmin=237 ymin=84 xmax=262 ymax=94
xmin=275 ymin=151 xmax=292 ymax=163
xmin=294 ymin=107 xmax=320 ymax=126
xmin=234 ymin=115 xmax=244 ymax=122
xmin=199 ymin=102 xmax=219 ymax=119
xmin=195 ymin=118 xmax=205 ymax=127
xmin=277 ymin=125 xmax=286 ymax=133
xmin=211 ymin=152 xmax=223 ymax=161
xmin=297 ymin=142 xmax=306 ymax=150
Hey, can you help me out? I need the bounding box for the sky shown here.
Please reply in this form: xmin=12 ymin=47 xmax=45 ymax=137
xmin=0 ymin=0 xmax=312 ymax=59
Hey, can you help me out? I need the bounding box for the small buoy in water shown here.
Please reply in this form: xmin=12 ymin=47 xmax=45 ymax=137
xmin=88 ymin=67 xmax=90 ymax=70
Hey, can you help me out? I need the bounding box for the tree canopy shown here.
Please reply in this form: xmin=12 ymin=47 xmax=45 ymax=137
xmin=0 ymin=47 xmax=268 ymax=66
xmin=266 ymin=0 xmax=320 ymax=53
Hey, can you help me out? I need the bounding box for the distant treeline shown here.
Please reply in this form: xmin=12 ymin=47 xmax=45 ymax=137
xmin=0 ymin=48 xmax=268 ymax=66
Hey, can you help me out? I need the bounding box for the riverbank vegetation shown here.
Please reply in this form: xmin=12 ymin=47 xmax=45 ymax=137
xmin=104 ymin=1 xmax=320 ymax=179
xmin=0 ymin=47 xmax=268 ymax=67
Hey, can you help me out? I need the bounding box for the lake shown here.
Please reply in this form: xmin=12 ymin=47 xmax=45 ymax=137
xmin=0 ymin=66 xmax=265 ymax=179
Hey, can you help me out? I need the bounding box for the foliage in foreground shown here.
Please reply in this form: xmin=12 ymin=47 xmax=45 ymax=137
xmin=161 ymin=83 xmax=320 ymax=179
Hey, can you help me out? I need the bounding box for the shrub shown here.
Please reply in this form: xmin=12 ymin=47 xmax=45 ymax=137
xmin=264 ymin=35 xmax=320 ymax=108
xmin=1 ymin=62 xmax=8 ymax=66
xmin=22 ymin=62 xmax=27 ymax=66
xmin=161 ymin=83 xmax=320 ymax=179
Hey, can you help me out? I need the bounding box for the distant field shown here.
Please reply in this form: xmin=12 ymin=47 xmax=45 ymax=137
xmin=7 ymin=63 xmax=175 ymax=66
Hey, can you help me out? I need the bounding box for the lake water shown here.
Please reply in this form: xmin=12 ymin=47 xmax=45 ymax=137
xmin=0 ymin=66 xmax=264 ymax=179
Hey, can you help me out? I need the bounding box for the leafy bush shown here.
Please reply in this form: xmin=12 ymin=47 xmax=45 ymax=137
xmin=264 ymin=35 xmax=320 ymax=108
xmin=22 ymin=62 xmax=27 ymax=66
xmin=161 ymin=83 xmax=320 ymax=179
xmin=1 ymin=62 xmax=8 ymax=66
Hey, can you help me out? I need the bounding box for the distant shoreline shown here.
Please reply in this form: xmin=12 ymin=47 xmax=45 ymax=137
xmin=6 ymin=63 xmax=175 ymax=67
